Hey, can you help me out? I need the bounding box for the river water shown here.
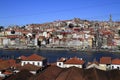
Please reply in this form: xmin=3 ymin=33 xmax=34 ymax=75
xmin=0 ymin=49 xmax=120 ymax=63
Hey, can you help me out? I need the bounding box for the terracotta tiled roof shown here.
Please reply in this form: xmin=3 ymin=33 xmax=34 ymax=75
xmin=23 ymin=54 xmax=46 ymax=61
xmin=29 ymin=65 xmax=63 ymax=80
xmin=7 ymin=35 xmax=19 ymax=38
xmin=64 ymin=57 xmax=84 ymax=64
xmin=100 ymin=57 xmax=111 ymax=64
xmin=0 ymin=59 xmax=3 ymax=62
xmin=102 ymin=31 xmax=112 ymax=35
xmin=56 ymin=67 xmax=83 ymax=80
xmin=18 ymin=64 xmax=41 ymax=71
xmin=5 ymin=69 xmax=33 ymax=80
xmin=13 ymin=63 xmax=21 ymax=68
xmin=3 ymin=70 xmax=13 ymax=75
xmin=0 ymin=59 xmax=16 ymax=70
xmin=112 ymin=59 xmax=120 ymax=64
xmin=18 ymin=55 xmax=27 ymax=60
xmin=0 ymin=77 xmax=3 ymax=80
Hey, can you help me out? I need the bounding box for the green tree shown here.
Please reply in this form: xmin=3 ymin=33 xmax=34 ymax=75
xmin=117 ymin=45 xmax=120 ymax=50
xmin=0 ymin=26 xmax=4 ymax=32
xmin=118 ymin=30 xmax=120 ymax=36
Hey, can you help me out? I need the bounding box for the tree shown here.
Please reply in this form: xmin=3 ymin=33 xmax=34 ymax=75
xmin=21 ymin=25 xmax=26 ymax=29
xmin=11 ymin=30 xmax=15 ymax=34
xmin=117 ymin=45 xmax=120 ymax=50
xmin=68 ymin=23 xmax=74 ymax=28
xmin=118 ymin=30 xmax=120 ymax=36
xmin=0 ymin=26 xmax=4 ymax=32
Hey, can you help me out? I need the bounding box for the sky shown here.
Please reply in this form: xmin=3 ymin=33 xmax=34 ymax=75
xmin=0 ymin=0 xmax=120 ymax=27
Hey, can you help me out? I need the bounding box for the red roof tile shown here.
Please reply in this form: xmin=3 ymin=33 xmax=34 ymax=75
xmin=18 ymin=55 xmax=27 ymax=60
xmin=100 ymin=57 xmax=111 ymax=64
xmin=23 ymin=54 xmax=46 ymax=61
xmin=7 ymin=35 xmax=19 ymax=38
xmin=112 ymin=59 xmax=120 ymax=64
xmin=0 ymin=59 xmax=16 ymax=70
xmin=3 ymin=70 xmax=13 ymax=75
xmin=0 ymin=59 xmax=3 ymax=62
xmin=64 ymin=57 xmax=84 ymax=64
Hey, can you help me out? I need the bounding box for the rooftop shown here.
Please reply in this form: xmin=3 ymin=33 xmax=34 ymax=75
xmin=64 ymin=57 xmax=84 ymax=65
xmin=23 ymin=54 xmax=46 ymax=61
xmin=100 ymin=57 xmax=111 ymax=64
xmin=112 ymin=58 xmax=120 ymax=64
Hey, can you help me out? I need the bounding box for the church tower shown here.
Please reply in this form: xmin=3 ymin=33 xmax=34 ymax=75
xmin=109 ymin=14 xmax=112 ymax=22
xmin=109 ymin=14 xmax=113 ymax=27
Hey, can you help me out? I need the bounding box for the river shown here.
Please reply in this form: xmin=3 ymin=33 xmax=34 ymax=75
xmin=0 ymin=49 xmax=120 ymax=63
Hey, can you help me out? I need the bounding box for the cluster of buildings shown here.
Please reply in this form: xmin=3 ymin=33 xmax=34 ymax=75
xmin=0 ymin=53 xmax=120 ymax=79
xmin=0 ymin=18 xmax=120 ymax=50
xmin=57 ymin=56 xmax=120 ymax=71
xmin=0 ymin=54 xmax=47 ymax=78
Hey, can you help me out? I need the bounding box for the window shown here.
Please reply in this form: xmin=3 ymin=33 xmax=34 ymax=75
xmin=112 ymin=66 xmax=114 ymax=69
xmin=59 ymin=63 xmax=61 ymax=66
xmin=33 ymin=62 xmax=35 ymax=65
xmin=117 ymin=67 xmax=119 ymax=70
xmin=23 ymin=62 xmax=25 ymax=65
xmin=38 ymin=62 xmax=40 ymax=66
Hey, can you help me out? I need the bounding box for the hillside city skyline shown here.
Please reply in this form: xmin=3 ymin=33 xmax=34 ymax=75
xmin=0 ymin=0 xmax=120 ymax=26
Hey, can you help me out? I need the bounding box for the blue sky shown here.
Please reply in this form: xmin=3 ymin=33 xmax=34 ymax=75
xmin=0 ymin=0 xmax=120 ymax=26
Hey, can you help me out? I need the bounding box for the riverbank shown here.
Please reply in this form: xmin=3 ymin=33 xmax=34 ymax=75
xmin=0 ymin=45 xmax=120 ymax=53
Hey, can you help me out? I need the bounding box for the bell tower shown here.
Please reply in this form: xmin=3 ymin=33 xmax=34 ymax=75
xmin=109 ymin=14 xmax=112 ymax=22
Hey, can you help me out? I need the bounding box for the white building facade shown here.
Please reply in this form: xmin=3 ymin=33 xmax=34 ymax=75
xmin=111 ymin=59 xmax=120 ymax=70
xmin=21 ymin=54 xmax=47 ymax=67
xmin=57 ymin=57 xmax=84 ymax=68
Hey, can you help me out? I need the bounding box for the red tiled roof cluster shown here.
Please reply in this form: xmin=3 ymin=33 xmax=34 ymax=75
xmin=100 ymin=57 xmax=111 ymax=64
xmin=29 ymin=66 xmax=120 ymax=80
xmin=5 ymin=69 xmax=33 ymax=80
xmin=0 ymin=59 xmax=16 ymax=70
xmin=102 ymin=31 xmax=112 ymax=35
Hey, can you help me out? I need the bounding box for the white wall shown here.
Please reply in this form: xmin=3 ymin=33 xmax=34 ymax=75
xmin=0 ymin=74 xmax=5 ymax=77
xmin=111 ymin=64 xmax=120 ymax=70
xmin=86 ymin=64 xmax=99 ymax=69
xmin=30 ymin=71 xmax=37 ymax=74
xmin=57 ymin=62 xmax=64 ymax=68
xmin=6 ymin=31 xmax=21 ymax=35
xmin=99 ymin=64 xmax=107 ymax=71
xmin=3 ymin=39 xmax=9 ymax=45
xmin=34 ymin=38 xmax=38 ymax=46
xmin=14 ymin=70 xmax=37 ymax=74
xmin=99 ymin=64 xmax=111 ymax=71
xmin=63 ymin=64 xmax=82 ymax=68
xmin=21 ymin=61 xmax=43 ymax=67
